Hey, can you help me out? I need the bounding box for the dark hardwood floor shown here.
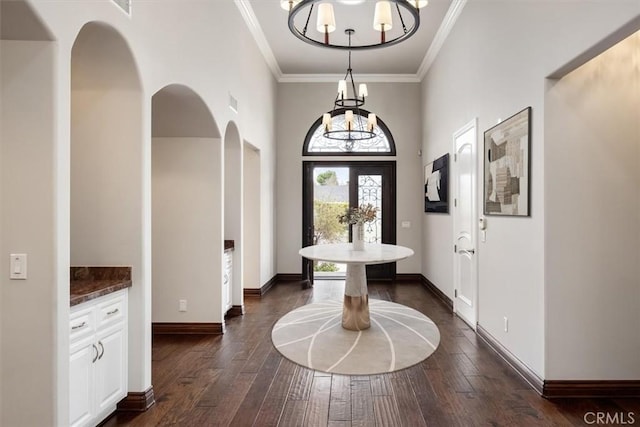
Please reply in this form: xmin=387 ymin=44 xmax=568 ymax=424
xmin=106 ymin=280 xmax=639 ymax=426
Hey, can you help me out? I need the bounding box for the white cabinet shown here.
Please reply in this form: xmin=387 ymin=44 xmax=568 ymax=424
xmin=69 ymin=290 xmax=128 ymax=427
xmin=223 ymin=250 xmax=233 ymax=313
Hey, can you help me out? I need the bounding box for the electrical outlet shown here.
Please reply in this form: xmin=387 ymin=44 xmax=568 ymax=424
xmin=503 ymin=316 xmax=508 ymax=332
xmin=179 ymin=299 xmax=187 ymax=312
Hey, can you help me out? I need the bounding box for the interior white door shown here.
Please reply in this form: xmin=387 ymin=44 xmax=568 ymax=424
xmin=452 ymin=119 xmax=478 ymax=329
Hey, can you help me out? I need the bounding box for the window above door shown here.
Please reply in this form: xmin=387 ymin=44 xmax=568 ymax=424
xmin=303 ymin=108 xmax=396 ymax=156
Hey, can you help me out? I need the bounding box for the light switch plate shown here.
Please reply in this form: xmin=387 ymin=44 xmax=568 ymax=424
xmin=401 ymin=221 xmax=411 ymax=228
xmin=10 ymin=254 xmax=27 ymax=280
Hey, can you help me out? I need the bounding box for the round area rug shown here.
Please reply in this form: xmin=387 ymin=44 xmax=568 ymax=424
xmin=271 ymin=299 xmax=440 ymax=375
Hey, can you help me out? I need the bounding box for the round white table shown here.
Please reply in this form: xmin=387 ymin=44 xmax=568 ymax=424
xmin=298 ymin=243 xmax=414 ymax=331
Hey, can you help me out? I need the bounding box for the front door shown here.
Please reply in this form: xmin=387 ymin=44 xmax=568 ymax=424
xmin=452 ymin=119 xmax=478 ymax=329
xmin=302 ymin=161 xmax=396 ymax=284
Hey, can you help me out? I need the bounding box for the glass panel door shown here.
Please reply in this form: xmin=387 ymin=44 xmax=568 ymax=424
xmin=303 ymin=161 xmax=396 ymax=284
xmin=357 ymin=174 xmax=383 ymax=244
xmin=312 ymin=166 xmax=349 ymax=279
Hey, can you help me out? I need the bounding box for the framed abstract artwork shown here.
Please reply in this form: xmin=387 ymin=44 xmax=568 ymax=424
xmin=424 ymin=153 xmax=449 ymax=213
xmin=484 ymin=107 xmax=531 ymax=216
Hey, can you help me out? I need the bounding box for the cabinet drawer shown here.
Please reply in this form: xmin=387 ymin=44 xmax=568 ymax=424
xmin=97 ymin=293 xmax=126 ymax=329
xmin=70 ymin=307 xmax=95 ymax=343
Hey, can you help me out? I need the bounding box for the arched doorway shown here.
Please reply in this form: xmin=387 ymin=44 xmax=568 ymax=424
xmin=224 ymin=122 xmax=244 ymax=314
xmin=151 ymin=84 xmax=224 ymax=330
xmin=243 ymin=142 xmax=262 ymax=291
xmin=70 ymin=21 xmax=147 ymax=424
xmin=301 ymin=109 xmax=397 ymax=283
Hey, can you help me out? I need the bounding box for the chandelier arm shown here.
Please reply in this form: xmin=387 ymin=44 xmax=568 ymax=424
xmin=396 ymin=3 xmax=409 ymax=35
xmin=302 ymin=3 xmax=314 ymax=37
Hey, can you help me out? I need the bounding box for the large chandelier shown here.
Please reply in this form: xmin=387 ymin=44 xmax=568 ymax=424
xmin=281 ymin=0 xmax=427 ymax=50
xmin=322 ymin=29 xmax=377 ymax=146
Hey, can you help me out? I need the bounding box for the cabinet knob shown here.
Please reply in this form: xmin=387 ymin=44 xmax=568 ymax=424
xmin=98 ymin=341 xmax=105 ymax=360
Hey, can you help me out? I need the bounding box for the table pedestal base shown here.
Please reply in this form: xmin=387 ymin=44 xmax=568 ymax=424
xmin=342 ymin=263 xmax=370 ymax=330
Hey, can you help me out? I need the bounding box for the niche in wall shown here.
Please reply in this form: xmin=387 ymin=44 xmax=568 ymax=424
xmin=71 ymin=22 xmax=143 ymax=264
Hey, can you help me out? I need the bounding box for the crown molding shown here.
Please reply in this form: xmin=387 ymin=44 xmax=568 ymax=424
xmin=236 ymin=0 xmax=466 ymax=84
xmin=234 ymin=0 xmax=283 ymax=80
xmin=279 ymin=74 xmax=421 ymax=83
xmin=417 ymin=0 xmax=467 ymax=80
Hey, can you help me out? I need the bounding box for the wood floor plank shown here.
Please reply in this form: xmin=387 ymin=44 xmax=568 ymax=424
xmin=303 ymin=376 xmax=332 ymax=426
xmin=328 ymin=375 xmax=351 ymax=421
xmin=254 ymin=359 xmax=297 ymax=426
xmin=350 ymin=378 xmax=374 ymax=424
xmin=390 ymin=370 xmax=427 ymax=427
xmin=279 ymin=399 xmax=308 ymax=427
xmin=373 ymin=395 xmax=401 ymax=426
xmin=287 ymin=366 xmax=315 ymax=400
xmin=370 ymin=374 xmax=392 ymax=396
xmin=228 ymin=347 xmax=282 ymax=426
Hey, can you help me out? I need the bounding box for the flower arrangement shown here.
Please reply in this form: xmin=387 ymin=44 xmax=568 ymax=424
xmin=337 ymin=203 xmax=378 ymax=225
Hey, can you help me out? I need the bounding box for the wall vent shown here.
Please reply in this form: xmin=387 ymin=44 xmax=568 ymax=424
xmin=229 ymin=94 xmax=238 ymax=114
xmin=112 ymin=0 xmax=131 ymax=16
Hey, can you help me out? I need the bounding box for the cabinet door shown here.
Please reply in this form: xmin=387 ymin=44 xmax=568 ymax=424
xmin=70 ymin=339 xmax=95 ymax=427
xmin=223 ymin=252 xmax=232 ymax=311
xmin=94 ymin=325 xmax=127 ymax=414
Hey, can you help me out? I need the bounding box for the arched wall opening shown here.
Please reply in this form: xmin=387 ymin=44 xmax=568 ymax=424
xmin=70 ymin=21 xmax=149 ymax=416
xmin=151 ymin=84 xmax=224 ymax=328
xmin=243 ymin=142 xmax=262 ymax=290
xmin=224 ymin=122 xmax=244 ymax=312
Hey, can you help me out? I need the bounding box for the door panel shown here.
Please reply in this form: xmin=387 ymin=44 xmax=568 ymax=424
xmin=453 ymin=120 xmax=478 ymax=329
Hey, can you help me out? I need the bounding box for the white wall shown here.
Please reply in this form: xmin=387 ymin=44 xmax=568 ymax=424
xmin=1 ymin=1 xmax=278 ymax=425
xmin=276 ymin=82 xmax=423 ymax=275
xmin=545 ymin=32 xmax=640 ymax=380
xmin=421 ymin=0 xmax=639 ymax=377
xmin=1 ymin=40 xmax=58 ymax=426
xmin=152 ymin=137 xmax=222 ymax=322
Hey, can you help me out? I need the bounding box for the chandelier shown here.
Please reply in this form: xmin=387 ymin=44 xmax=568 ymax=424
xmin=281 ymin=0 xmax=427 ymax=50
xmin=322 ymin=29 xmax=377 ymax=146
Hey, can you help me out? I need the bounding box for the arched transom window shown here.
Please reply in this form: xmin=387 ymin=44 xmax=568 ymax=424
xmin=303 ymin=109 xmax=396 ymax=156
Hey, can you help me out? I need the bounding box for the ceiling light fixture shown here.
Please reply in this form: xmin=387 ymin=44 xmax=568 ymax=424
xmin=322 ymin=29 xmax=377 ymax=147
xmin=281 ymin=0 xmax=427 ymax=50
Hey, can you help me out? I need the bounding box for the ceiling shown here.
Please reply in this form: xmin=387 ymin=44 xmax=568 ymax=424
xmin=243 ymin=0 xmax=460 ymax=79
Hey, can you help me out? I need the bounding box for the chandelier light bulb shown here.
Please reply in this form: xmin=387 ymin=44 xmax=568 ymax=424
xmin=322 ymin=113 xmax=333 ymax=131
xmin=345 ymin=110 xmax=354 ymax=130
xmin=413 ymin=0 xmax=428 ymax=8
xmin=367 ymin=113 xmax=377 ymax=131
xmin=338 ymin=80 xmax=348 ymax=98
xmin=373 ymin=1 xmax=393 ymax=43
xmin=280 ymin=0 xmax=301 ymax=11
xmin=316 ymin=3 xmax=336 ymax=44
xmin=358 ymin=83 xmax=368 ymax=98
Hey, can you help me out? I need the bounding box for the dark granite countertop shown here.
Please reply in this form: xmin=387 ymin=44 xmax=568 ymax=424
xmin=225 ymin=240 xmax=234 ymax=251
xmin=70 ymin=266 xmax=132 ymax=306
